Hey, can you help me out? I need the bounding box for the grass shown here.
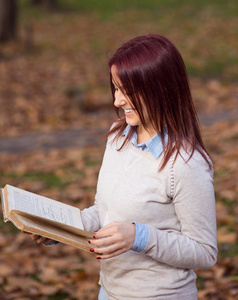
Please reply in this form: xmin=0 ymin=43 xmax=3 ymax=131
xmin=23 ymin=172 xmax=64 ymax=188
xmin=47 ymin=292 xmax=71 ymax=300
xmin=220 ymin=197 xmax=236 ymax=208
xmin=0 ymin=171 xmax=65 ymax=189
xmin=17 ymin=0 xmax=238 ymax=80
xmin=47 ymin=0 xmax=238 ymax=17
xmin=214 ymin=168 xmax=231 ymax=178
xmin=0 ymin=214 xmax=19 ymax=233
xmin=31 ymin=273 xmax=41 ymax=282
xmin=0 ymin=168 xmax=85 ymax=190
xmin=218 ymin=242 xmax=238 ymax=260
xmin=196 ymin=275 xmax=205 ymax=290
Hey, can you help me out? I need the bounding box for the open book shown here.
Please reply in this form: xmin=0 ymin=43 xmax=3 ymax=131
xmin=1 ymin=184 xmax=94 ymax=252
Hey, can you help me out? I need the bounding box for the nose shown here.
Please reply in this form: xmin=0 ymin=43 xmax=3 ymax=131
xmin=114 ymin=90 xmax=127 ymax=108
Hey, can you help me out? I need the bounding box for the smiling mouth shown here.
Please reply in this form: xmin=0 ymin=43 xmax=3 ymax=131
xmin=124 ymin=109 xmax=134 ymax=113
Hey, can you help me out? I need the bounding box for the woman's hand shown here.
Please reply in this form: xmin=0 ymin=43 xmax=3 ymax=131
xmin=23 ymin=232 xmax=54 ymax=245
xmin=31 ymin=234 xmax=54 ymax=245
xmin=88 ymin=222 xmax=136 ymax=260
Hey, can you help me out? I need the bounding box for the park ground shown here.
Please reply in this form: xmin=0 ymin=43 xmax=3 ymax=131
xmin=0 ymin=1 xmax=238 ymax=299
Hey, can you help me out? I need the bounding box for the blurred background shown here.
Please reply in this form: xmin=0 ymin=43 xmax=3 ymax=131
xmin=0 ymin=0 xmax=237 ymax=299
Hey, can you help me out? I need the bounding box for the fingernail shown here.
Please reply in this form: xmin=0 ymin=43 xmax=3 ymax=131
xmin=90 ymin=248 xmax=94 ymax=252
xmin=97 ymin=256 xmax=101 ymax=259
xmin=93 ymin=236 xmax=96 ymax=239
xmin=88 ymin=240 xmax=91 ymax=244
xmin=94 ymin=230 xmax=98 ymax=233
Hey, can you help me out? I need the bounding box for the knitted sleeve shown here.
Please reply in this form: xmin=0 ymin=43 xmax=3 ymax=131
xmin=141 ymin=151 xmax=217 ymax=270
xmin=80 ymin=196 xmax=100 ymax=232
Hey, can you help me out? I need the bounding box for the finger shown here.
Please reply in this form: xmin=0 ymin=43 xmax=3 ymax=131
xmin=92 ymin=242 xmax=119 ymax=254
xmin=31 ymin=234 xmax=40 ymax=241
xmin=89 ymin=232 xmax=121 ymax=248
xmin=42 ymin=238 xmax=53 ymax=245
xmin=96 ymin=248 xmax=124 ymax=260
xmin=36 ymin=236 xmax=49 ymax=244
xmin=90 ymin=227 xmax=130 ymax=248
xmin=93 ymin=221 xmax=120 ymax=237
xmin=93 ymin=228 xmax=114 ymax=239
xmin=89 ymin=236 xmax=110 ymax=247
xmin=95 ymin=222 xmax=117 ymax=233
xmin=31 ymin=234 xmax=47 ymax=244
xmin=90 ymin=237 xmax=127 ymax=255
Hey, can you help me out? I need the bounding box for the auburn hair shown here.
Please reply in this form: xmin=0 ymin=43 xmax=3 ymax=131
xmin=106 ymin=34 xmax=211 ymax=170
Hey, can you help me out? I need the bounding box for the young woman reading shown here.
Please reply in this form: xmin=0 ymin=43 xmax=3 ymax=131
xmin=31 ymin=34 xmax=217 ymax=300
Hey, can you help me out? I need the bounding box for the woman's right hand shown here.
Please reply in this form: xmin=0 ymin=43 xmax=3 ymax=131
xmin=31 ymin=234 xmax=54 ymax=245
xmin=23 ymin=232 xmax=54 ymax=245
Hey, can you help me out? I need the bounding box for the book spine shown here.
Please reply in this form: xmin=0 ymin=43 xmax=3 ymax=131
xmin=0 ymin=187 xmax=8 ymax=222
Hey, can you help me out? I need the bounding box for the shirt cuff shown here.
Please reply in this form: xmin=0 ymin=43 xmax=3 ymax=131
xmin=43 ymin=241 xmax=59 ymax=247
xmin=132 ymin=222 xmax=149 ymax=252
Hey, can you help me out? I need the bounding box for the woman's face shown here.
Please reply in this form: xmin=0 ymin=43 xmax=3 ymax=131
xmin=111 ymin=65 xmax=156 ymax=142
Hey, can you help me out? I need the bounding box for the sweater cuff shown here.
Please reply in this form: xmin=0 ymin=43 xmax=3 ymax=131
xmin=43 ymin=241 xmax=59 ymax=247
xmin=132 ymin=222 xmax=149 ymax=252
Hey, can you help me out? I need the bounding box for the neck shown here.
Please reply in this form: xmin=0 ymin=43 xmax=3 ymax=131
xmin=137 ymin=126 xmax=157 ymax=144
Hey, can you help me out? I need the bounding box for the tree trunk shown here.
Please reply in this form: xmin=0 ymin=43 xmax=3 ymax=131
xmin=0 ymin=0 xmax=17 ymax=42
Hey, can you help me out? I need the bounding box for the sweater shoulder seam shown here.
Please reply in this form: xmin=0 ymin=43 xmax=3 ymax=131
xmin=169 ymin=154 xmax=175 ymax=199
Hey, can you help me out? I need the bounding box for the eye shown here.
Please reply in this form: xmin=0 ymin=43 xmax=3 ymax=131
xmin=113 ymin=85 xmax=119 ymax=93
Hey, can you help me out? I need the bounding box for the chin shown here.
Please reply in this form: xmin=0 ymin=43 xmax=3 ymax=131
xmin=125 ymin=118 xmax=140 ymax=127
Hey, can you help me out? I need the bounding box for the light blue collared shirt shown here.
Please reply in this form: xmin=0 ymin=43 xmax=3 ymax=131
xmin=122 ymin=125 xmax=168 ymax=159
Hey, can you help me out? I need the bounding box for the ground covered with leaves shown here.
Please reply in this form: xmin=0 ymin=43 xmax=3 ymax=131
xmin=0 ymin=1 xmax=237 ymax=299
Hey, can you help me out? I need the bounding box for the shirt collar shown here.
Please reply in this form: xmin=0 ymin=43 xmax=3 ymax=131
xmin=122 ymin=125 xmax=168 ymax=159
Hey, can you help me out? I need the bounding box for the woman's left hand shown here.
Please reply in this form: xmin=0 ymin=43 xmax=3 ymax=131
xmin=88 ymin=222 xmax=136 ymax=259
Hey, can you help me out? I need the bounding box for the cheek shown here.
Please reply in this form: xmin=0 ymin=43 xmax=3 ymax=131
xmin=141 ymin=106 xmax=151 ymax=123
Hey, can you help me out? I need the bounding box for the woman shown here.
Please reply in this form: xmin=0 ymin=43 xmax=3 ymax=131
xmin=32 ymin=34 xmax=217 ymax=300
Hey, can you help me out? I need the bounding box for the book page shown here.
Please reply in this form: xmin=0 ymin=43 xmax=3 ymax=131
xmin=6 ymin=185 xmax=84 ymax=230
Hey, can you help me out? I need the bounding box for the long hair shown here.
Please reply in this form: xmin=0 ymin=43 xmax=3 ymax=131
xmin=107 ymin=34 xmax=211 ymax=170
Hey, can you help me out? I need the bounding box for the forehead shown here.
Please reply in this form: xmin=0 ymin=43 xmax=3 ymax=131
xmin=111 ymin=65 xmax=121 ymax=84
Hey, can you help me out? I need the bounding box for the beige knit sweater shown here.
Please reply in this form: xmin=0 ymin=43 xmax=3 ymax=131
xmin=81 ymin=133 xmax=217 ymax=300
